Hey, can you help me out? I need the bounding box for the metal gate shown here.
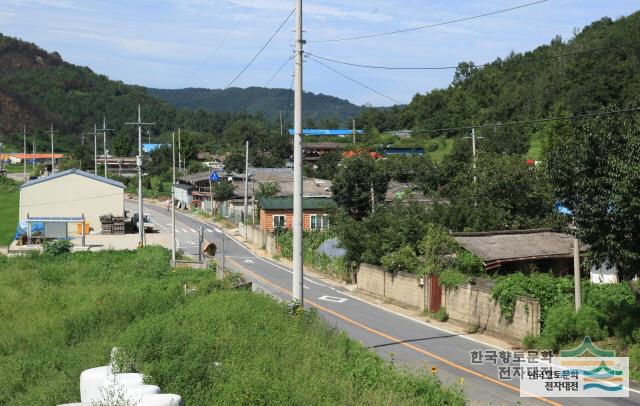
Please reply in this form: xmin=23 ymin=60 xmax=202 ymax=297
xmin=428 ymin=275 xmax=442 ymax=312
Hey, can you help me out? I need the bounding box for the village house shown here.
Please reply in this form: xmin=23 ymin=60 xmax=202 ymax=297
xmin=259 ymin=197 xmax=337 ymax=232
xmin=452 ymin=229 xmax=588 ymax=275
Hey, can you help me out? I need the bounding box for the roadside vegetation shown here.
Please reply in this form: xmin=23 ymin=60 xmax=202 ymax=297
xmin=0 ymin=177 xmax=19 ymax=245
xmin=0 ymin=247 xmax=465 ymax=405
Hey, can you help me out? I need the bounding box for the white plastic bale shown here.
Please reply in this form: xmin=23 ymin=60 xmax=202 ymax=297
xmin=137 ymin=394 xmax=184 ymax=406
xmin=79 ymin=365 xmax=112 ymax=403
xmin=124 ymin=384 xmax=161 ymax=403
xmin=56 ymin=403 xmax=84 ymax=406
xmin=114 ymin=373 xmax=145 ymax=388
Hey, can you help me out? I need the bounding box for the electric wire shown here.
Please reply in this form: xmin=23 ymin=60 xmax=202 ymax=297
xmin=308 ymin=0 xmax=548 ymax=43
xmin=307 ymin=54 xmax=403 ymax=105
xmin=305 ymin=41 xmax=637 ymax=71
xmin=415 ymin=107 xmax=640 ymax=134
xmin=264 ymin=54 xmax=294 ymax=87
xmin=225 ymin=8 xmax=295 ymax=89
xmin=182 ymin=0 xmax=255 ymax=87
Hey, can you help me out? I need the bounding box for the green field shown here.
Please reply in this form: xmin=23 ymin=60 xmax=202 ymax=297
xmin=0 ymin=178 xmax=19 ymax=245
xmin=0 ymin=247 xmax=464 ymax=405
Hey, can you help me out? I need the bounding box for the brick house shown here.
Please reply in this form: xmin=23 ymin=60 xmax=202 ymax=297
xmin=259 ymin=197 xmax=336 ymax=232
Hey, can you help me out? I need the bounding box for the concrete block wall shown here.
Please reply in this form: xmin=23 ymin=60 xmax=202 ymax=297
xmin=384 ymin=271 xmax=424 ymax=309
xmin=239 ymin=224 xmax=277 ymax=255
xmin=357 ymin=264 xmax=541 ymax=343
xmin=444 ymin=283 xmax=541 ymax=342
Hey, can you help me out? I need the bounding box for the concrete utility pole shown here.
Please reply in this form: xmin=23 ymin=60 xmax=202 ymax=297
xmin=22 ymin=125 xmax=28 ymax=182
xmin=279 ymin=111 xmax=284 ymax=137
xmin=370 ymin=185 xmax=375 ymax=214
xmin=45 ymin=123 xmax=59 ymax=174
xmin=88 ymin=124 xmax=98 ymax=175
xmin=471 ymin=127 xmax=477 ymax=183
xmin=32 ymin=132 xmax=36 ymax=171
xmin=125 ymin=105 xmax=155 ymax=247
xmin=171 ymin=131 xmax=177 ymax=266
xmin=243 ymin=140 xmax=249 ymax=230
xmin=178 ymin=128 xmax=182 ymax=174
xmin=292 ymin=0 xmax=304 ymax=303
xmin=352 ymin=119 xmax=356 ymax=144
xmin=97 ymin=117 xmax=114 ymax=178
xmin=573 ymin=235 xmax=582 ymax=310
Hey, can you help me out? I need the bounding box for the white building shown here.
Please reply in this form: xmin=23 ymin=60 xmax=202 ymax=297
xmin=19 ymin=169 xmax=125 ymax=233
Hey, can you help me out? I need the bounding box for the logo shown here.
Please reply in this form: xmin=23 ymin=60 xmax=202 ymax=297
xmin=520 ymin=337 xmax=629 ymax=398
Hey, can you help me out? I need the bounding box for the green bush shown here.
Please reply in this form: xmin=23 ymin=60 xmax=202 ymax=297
xmin=433 ymin=307 xmax=449 ymax=322
xmin=583 ymin=282 xmax=639 ymax=338
xmin=381 ymin=245 xmax=419 ymax=274
xmin=454 ymin=251 xmax=484 ymax=276
xmin=43 ymin=239 xmax=73 ymax=256
xmin=491 ymin=273 xmax=573 ymax=323
xmin=539 ymin=305 xmax=576 ymax=351
xmin=439 ymin=269 xmax=469 ymax=289
xmin=630 ymin=344 xmax=640 ymax=381
xmin=522 ymin=334 xmax=539 ymax=350
xmin=574 ymin=305 xmax=605 ymax=341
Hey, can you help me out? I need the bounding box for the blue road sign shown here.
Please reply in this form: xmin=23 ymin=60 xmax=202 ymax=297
xmin=209 ymin=171 xmax=220 ymax=182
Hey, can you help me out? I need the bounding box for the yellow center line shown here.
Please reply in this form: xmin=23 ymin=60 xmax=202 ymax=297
xmin=231 ymin=259 xmax=562 ymax=406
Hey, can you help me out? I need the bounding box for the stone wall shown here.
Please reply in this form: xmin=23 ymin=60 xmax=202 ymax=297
xmin=356 ymin=264 xmax=540 ymax=343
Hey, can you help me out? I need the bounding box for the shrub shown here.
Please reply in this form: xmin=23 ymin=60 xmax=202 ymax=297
xmin=574 ymin=305 xmax=605 ymax=341
xmin=433 ymin=307 xmax=448 ymax=322
xmin=630 ymin=344 xmax=640 ymax=381
xmin=439 ymin=269 xmax=469 ymax=289
xmin=583 ymin=282 xmax=639 ymax=338
xmin=522 ymin=334 xmax=539 ymax=350
xmin=43 ymin=239 xmax=73 ymax=256
xmin=539 ymin=305 xmax=576 ymax=351
xmin=381 ymin=245 xmax=419 ymax=274
xmin=454 ymin=251 xmax=484 ymax=276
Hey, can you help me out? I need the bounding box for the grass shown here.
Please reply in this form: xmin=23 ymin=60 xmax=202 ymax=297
xmin=0 ymin=178 xmax=19 ymax=245
xmin=0 ymin=247 xmax=465 ymax=405
xmin=424 ymin=136 xmax=455 ymax=163
xmin=526 ymin=132 xmax=547 ymax=161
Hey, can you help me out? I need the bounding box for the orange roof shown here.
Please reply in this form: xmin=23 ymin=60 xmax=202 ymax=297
xmin=10 ymin=153 xmax=65 ymax=159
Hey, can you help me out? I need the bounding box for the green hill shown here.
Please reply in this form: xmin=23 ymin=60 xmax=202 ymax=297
xmin=358 ymin=12 xmax=640 ymax=141
xmin=147 ymin=86 xmax=363 ymax=124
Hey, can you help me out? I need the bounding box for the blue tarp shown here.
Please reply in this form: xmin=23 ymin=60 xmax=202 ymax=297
xmin=142 ymin=144 xmax=170 ymax=153
xmin=14 ymin=220 xmax=44 ymax=240
xmin=317 ymin=237 xmax=346 ymax=259
xmin=288 ymin=129 xmax=363 ymax=136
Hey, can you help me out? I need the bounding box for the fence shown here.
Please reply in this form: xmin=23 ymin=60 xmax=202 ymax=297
xmin=356 ymin=264 xmax=540 ymax=342
xmin=238 ymin=223 xmax=278 ymax=255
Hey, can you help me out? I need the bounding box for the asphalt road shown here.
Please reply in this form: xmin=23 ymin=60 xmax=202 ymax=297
xmin=127 ymin=200 xmax=640 ymax=406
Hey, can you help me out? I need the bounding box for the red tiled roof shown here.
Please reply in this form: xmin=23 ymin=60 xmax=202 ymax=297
xmin=10 ymin=153 xmax=65 ymax=159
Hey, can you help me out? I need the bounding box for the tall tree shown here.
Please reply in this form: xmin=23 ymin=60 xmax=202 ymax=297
xmin=331 ymin=156 xmax=389 ymax=219
xmin=547 ymin=102 xmax=640 ymax=279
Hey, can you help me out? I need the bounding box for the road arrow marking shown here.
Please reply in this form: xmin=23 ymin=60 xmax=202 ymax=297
xmin=243 ymin=259 xmax=255 ymax=264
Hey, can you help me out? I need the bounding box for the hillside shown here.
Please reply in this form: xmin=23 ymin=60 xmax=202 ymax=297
xmin=358 ymin=12 xmax=640 ymax=139
xmin=148 ymin=87 xmax=363 ymax=124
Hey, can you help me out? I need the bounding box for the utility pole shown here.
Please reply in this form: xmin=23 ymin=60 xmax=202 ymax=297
xmin=178 ymin=128 xmax=182 ymax=174
xmin=573 ymin=234 xmax=582 ymax=311
xmin=292 ymin=0 xmax=304 ymax=304
xmin=370 ymin=185 xmax=375 ymax=214
xmin=88 ymin=124 xmax=98 ymax=175
xmin=471 ymin=127 xmax=477 ymax=183
xmin=171 ymin=131 xmax=177 ymax=267
xmin=279 ymin=111 xmax=284 ymax=136
xmin=125 ymin=105 xmax=155 ymax=247
xmin=243 ymin=140 xmax=249 ymax=234
xmin=32 ymin=132 xmax=36 ymax=171
xmin=22 ymin=125 xmax=28 ymax=182
xmin=45 ymin=124 xmax=59 ymax=174
xmin=352 ymin=119 xmax=356 ymax=145
xmin=97 ymin=116 xmax=114 ymax=178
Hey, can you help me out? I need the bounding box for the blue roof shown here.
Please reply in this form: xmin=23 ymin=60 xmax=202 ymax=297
xmin=288 ymin=129 xmax=363 ymax=136
xmin=21 ymin=168 xmax=125 ymax=189
xmin=382 ymin=147 xmax=425 ymax=156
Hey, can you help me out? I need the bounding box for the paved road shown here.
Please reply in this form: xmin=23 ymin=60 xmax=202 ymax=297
xmin=128 ymin=200 xmax=640 ymax=406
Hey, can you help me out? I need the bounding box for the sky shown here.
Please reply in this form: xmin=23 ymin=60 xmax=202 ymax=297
xmin=0 ymin=0 xmax=638 ymax=106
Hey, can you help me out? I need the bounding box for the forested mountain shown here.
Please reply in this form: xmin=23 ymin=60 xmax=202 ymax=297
xmin=359 ymin=12 xmax=640 ymax=138
xmin=148 ymin=87 xmax=362 ymax=125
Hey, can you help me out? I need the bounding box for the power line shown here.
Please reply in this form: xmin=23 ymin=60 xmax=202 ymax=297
xmin=307 ymin=54 xmax=403 ymax=105
xmin=264 ymin=54 xmax=294 ymax=87
xmin=306 ymin=42 xmax=636 ymax=71
xmin=308 ymin=0 xmax=548 ymax=43
xmin=414 ymin=107 xmax=640 ymax=134
xmin=225 ymin=8 xmax=295 ymax=89
xmin=182 ymin=0 xmax=256 ymax=87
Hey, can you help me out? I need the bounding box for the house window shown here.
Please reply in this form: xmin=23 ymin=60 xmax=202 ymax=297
xmin=310 ymin=214 xmax=329 ymax=230
xmin=273 ymin=215 xmax=286 ymax=229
